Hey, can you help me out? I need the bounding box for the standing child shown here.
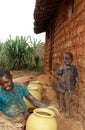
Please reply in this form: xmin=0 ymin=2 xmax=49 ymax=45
xmin=56 ymin=51 xmax=78 ymax=117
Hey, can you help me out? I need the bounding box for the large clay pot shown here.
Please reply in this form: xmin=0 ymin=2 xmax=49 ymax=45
xmin=26 ymin=108 xmax=57 ymax=130
xmin=24 ymin=81 xmax=42 ymax=111
xmin=28 ymin=80 xmax=42 ymax=93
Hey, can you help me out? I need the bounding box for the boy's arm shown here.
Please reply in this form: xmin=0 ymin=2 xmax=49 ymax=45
xmin=25 ymin=93 xmax=48 ymax=108
xmin=73 ymin=66 xmax=78 ymax=87
xmin=75 ymin=77 xmax=79 ymax=87
xmin=56 ymin=65 xmax=63 ymax=79
xmin=20 ymin=83 xmax=47 ymax=108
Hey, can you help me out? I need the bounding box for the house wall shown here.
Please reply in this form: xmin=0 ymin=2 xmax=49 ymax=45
xmin=44 ymin=0 xmax=85 ymax=117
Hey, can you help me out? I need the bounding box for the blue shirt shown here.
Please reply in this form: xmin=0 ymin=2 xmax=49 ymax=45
xmin=0 ymin=83 xmax=29 ymax=117
xmin=56 ymin=64 xmax=78 ymax=92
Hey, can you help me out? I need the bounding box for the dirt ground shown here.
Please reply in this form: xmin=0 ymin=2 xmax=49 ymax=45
xmin=12 ymin=70 xmax=84 ymax=130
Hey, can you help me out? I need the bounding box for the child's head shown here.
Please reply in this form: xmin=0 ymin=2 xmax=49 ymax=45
xmin=0 ymin=69 xmax=13 ymax=91
xmin=64 ymin=51 xmax=73 ymax=66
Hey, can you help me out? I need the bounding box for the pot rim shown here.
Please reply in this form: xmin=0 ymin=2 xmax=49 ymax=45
xmin=33 ymin=108 xmax=55 ymax=118
xmin=30 ymin=80 xmax=41 ymax=84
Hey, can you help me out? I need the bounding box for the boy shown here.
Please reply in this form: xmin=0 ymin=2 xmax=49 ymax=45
xmin=0 ymin=69 xmax=47 ymax=130
xmin=56 ymin=51 xmax=78 ymax=117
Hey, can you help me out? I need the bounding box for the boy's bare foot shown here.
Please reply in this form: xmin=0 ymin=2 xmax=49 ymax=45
xmin=59 ymin=108 xmax=63 ymax=112
xmin=59 ymin=107 xmax=65 ymax=113
xmin=65 ymin=112 xmax=70 ymax=118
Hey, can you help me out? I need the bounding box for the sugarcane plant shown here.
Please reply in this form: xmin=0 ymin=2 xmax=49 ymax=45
xmin=0 ymin=35 xmax=44 ymax=71
xmin=0 ymin=42 xmax=7 ymax=68
xmin=4 ymin=35 xmax=34 ymax=69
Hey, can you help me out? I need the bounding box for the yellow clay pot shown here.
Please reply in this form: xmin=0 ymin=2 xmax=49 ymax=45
xmin=26 ymin=108 xmax=57 ymax=130
xmin=24 ymin=81 xmax=42 ymax=111
xmin=28 ymin=80 xmax=42 ymax=93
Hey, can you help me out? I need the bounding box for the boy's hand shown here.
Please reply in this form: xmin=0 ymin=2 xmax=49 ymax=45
xmin=68 ymin=90 xmax=71 ymax=94
xmin=48 ymin=105 xmax=60 ymax=117
xmin=59 ymin=66 xmax=63 ymax=70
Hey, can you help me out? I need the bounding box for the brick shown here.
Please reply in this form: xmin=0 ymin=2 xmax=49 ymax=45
xmin=80 ymin=28 xmax=85 ymax=37
xmin=75 ymin=1 xmax=85 ymax=15
xmin=72 ymin=36 xmax=80 ymax=47
xmin=70 ymin=29 xmax=77 ymax=38
xmin=74 ymin=0 xmax=84 ymax=8
xmin=77 ymin=47 xmax=83 ymax=56
xmin=79 ymin=97 xmax=85 ymax=112
xmin=69 ymin=20 xmax=75 ymax=29
xmin=79 ymin=34 xmax=85 ymax=47
xmin=75 ymin=10 xmax=85 ymax=26
xmin=77 ymin=24 xmax=85 ymax=35
xmin=83 ymin=47 xmax=85 ymax=56
xmin=78 ymin=58 xmax=85 ymax=69
xmin=79 ymin=11 xmax=85 ymax=23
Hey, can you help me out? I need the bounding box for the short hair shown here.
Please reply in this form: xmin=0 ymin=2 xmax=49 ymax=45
xmin=0 ymin=69 xmax=11 ymax=78
xmin=64 ymin=51 xmax=73 ymax=59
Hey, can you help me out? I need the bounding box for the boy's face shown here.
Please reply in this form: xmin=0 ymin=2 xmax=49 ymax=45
xmin=0 ymin=74 xmax=13 ymax=91
xmin=64 ymin=54 xmax=72 ymax=66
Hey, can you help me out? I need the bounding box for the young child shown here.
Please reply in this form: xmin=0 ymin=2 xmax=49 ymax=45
xmin=0 ymin=69 xmax=47 ymax=130
xmin=56 ymin=51 xmax=78 ymax=117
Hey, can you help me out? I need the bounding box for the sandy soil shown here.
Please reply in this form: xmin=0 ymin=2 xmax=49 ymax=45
xmin=12 ymin=70 xmax=84 ymax=130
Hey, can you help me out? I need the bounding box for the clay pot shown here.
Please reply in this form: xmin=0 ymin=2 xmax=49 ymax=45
xmin=28 ymin=80 xmax=42 ymax=93
xmin=24 ymin=81 xmax=42 ymax=111
xmin=26 ymin=108 xmax=57 ymax=130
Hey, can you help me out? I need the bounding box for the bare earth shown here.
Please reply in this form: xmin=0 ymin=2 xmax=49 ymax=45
xmin=12 ymin=70 xmax=84 ymax=130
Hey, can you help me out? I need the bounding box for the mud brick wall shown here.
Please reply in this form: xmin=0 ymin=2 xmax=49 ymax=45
xmin=44 ymin=0 xmax=85 ymax=116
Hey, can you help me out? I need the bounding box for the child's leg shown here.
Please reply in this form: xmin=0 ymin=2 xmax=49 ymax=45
xmin=64 ymin=91 xmax=70 ymax=117
xmin=59 ymin=91 xmax=65 ymax=112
